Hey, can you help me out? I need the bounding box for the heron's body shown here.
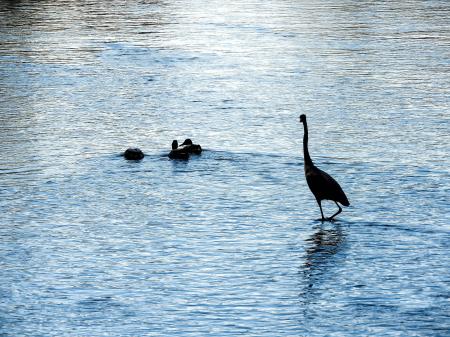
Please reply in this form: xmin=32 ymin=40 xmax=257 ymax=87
xmin=305 ymin=165 xmax=349 ymax=206
xmin=300 ymin=114 xmax=349 ymax=220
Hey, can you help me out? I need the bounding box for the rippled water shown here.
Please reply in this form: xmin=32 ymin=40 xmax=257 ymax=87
xmin=1 ymin=1 xmax=449 ymax=336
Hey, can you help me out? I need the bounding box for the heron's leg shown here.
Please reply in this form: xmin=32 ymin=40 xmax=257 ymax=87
xmin=328 ymin=202 xmax=342 ymax=221
xmin=317 ymin=199 xmax=325 ymax=221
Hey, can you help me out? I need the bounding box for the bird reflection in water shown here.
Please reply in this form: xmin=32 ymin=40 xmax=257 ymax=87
xmin=299 ymin=224 xmax=346 ymax=307
xmin=305 ymin=226 xmax=344 ymax=269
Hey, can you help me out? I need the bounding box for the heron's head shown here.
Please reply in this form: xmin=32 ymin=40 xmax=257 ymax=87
xmin=172 ymin=140 xmax=178 ymax=150
xmin=181 ymin=138 xmax=193 ymax=146
xmin=299 ymin=114 xmax=306 ymax=123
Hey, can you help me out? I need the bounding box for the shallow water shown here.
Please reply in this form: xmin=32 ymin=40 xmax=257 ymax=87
xmin=1 ymin=1 xmax=449 ymax=336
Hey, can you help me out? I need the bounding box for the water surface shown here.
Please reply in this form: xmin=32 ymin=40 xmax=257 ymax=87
xmin=1 ymin=1 xmax=449 ymax=336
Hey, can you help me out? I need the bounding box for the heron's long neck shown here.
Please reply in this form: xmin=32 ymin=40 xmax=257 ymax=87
xmin=302 ymin=121 xmax=313 ymax=166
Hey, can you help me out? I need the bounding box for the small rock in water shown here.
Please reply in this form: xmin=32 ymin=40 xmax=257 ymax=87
xmin=124 ymin=148 xmax=144 ymax=160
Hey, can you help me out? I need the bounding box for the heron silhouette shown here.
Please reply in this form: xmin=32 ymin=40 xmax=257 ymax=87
xmin=299 ymin=114 xmax=349 ymax=221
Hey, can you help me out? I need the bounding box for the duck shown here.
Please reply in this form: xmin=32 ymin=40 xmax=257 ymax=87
xmin=180 ymin=138 xmax=202 ymax=154
xmin=123 ymin=147 xmax=144 ymax=160
xmin=168 ymin=140 xmax=189 ymax=160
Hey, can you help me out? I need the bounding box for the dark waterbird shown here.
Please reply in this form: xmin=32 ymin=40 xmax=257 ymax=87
xmin=299 ymin=114 xmax=349 ymax=221
xmin=180 ymin=138 xmax=202 ymax=154
xmin=168 ymin=140 xmax=189 ymax=160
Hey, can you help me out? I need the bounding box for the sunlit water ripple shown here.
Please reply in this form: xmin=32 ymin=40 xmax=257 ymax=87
xmin=1 ymin=1 xmax=449 ymax=336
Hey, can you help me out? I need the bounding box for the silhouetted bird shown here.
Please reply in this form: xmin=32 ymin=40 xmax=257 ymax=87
xmin=124 ymin=147 xmax=144 ymax=160
xmin=180 ymin=138 xmax=202 ymax=154
xmin=169 ymin=140 xmax=189 ymax=160
xmin=299 ymin=114 xmax=349 ymax=221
